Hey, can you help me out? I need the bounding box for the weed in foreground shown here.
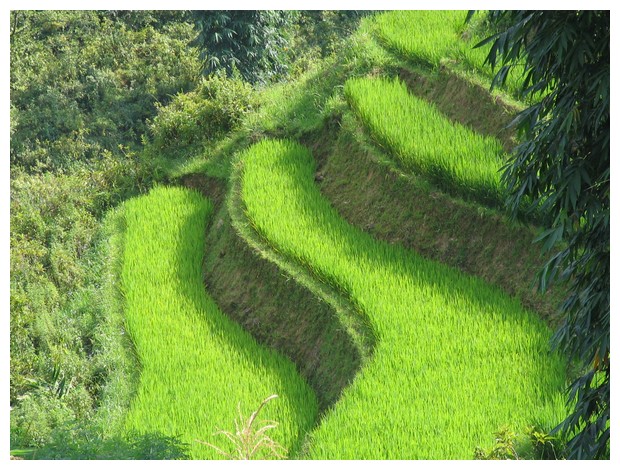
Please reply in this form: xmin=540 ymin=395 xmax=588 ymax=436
xmin=197 ymin=395 xmax=286 ymax=460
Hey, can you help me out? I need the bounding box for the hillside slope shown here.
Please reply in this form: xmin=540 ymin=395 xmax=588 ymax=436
xmin=12 ymin=10 xmax=573 ymax=460
xmin=167 ymin=11 xmax=569 ymax=459
xmin=238 ymin=139 xmax=567 ymax=459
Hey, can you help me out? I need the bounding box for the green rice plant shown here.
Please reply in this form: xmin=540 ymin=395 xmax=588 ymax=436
xmin=344 ymin=76 xmax=506 ymax=206
xmin=239 ymin=139 xmax=567 ymax=459
xmin=374 ymin=10 xmax=473 ymax=67
xmin=120 ymin=186 xmax=317 ymax=459
xmin=373 ymin=10 xmax=525 ymax=96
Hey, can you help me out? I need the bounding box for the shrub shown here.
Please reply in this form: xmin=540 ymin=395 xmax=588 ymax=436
xmin=34 ymin=428 xmax=190 ymax=460
xmin=148 ymin=71 xmax=256 ymax=153
xmin=10 ymin=155 xmax=155 ymax=450
xmin=10 ymin=11 xmax=201 ymax=172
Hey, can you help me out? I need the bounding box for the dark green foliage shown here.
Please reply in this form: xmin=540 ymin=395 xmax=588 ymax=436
xmin=102 ymin=10 xmax=192 ymax=29
xmin=33 ymin=428 xmax=189 ymax=460
xmin=284 ymin=11 xmax=375 ymax=78
xmin=10 ymin=11 xmax=197 ymax=450
xmin=148 ymin=71 xmax=256 ymax=153
xmin=476 ymin=10 xmax=610 ymax=459
xmin=294 ymin=11 xmax=372 ymax=57
xmin=11 ymin=172 xmax=99 ymax=406
xmin=188 ymin=10 xmax=375 ymax=83
xmin=191 ymin=11 xmax=295 ymax=84
xmin=10 ymin=153 xmax=158 ymax=449
xmin=10 ymin=10 xmax=201 ymax=172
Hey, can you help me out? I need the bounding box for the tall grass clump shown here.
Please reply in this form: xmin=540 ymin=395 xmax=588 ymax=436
xmin=373 ymin=10 xmax=525 ymax=96
xmin=345 ymin=76 xmax=506 ymax=206
xmin=121 ymin=186 xmax=317 ymax=459
xmin=240 ymin=139 xmax=567 ymax=459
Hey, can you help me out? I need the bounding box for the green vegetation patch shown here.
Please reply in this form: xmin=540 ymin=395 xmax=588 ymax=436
xmin=375 ymin=10 xmax=476 ymax=67
xmin=240 ymin=139 xmax=567 ymax=459
xmin=306 ymin=114 xmax=563 ymax=322
xmin=121 ymin=186 xmax=317 ymax=459
xmin=345 ymin=76 xmax=505 ymax=207
xmin=373 ymin=10 xmax=524 ymax=96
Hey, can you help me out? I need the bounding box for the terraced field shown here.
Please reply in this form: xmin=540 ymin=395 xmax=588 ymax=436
xmin=345 ymin=76 xmax=505 ymax=206
xmin=113 ymin=11 xmax=569 ymax=460
xmin=239 ymin=140 xmax=567 ymax=459
xmin=373 ymin=10 xmax=525 ymax=96
xmin=12 ymin=6 xmax=608 ymax=462
xmin=120 ymin=186 xmax=317 ymax=459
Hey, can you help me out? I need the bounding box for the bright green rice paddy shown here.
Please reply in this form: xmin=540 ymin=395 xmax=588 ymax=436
xmin=345 ymin=76 xmax=506 ymax=206
xmin=373 ymin=10 xmax=525 ymax=96
xmin=121 ymin=186 xmax=317 ymax=459
xmin=240 ymin=139 xmax=567 ymax=459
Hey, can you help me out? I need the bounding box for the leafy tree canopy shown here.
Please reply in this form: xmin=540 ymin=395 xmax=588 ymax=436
xmin=191 ymin=10 xmax=295 ymax=84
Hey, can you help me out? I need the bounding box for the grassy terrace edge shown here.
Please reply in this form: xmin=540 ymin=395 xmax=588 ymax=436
xmin=238 ymin=138 xmax=568 ymax=459
xmin=393 ymin=66 xmax=520 ymax=152
xmin=181 ymin=175 xmax=365 ymax=415
xmin=224 ymin=167 xmax=376 ymax=415
xmin=372 ymin=10 xmax=526 ymax=98
xmin=344 ymin=75 xmax=506 ymax=208
xmin=120 ymin=185 xmax=317 ymax=459
xmin=305 ymin=111 xmax=564 ymax=323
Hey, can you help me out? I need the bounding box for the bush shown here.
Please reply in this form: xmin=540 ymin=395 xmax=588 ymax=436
xmin=10 ymin=152 xmax=157 ymax=450
xmin=473 ymin=425 xmax=566 ymax=460
xmin=10 ymin=10 xmax=201 ymax=172
xmin=148 ymin=71 xmax=257 ymax=153
xmin=33 ymin=427 xmax=190 ymax=460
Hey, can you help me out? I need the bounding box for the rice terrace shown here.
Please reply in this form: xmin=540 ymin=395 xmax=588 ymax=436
xmin=10 ymin=10 xmax=609 ymax=460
